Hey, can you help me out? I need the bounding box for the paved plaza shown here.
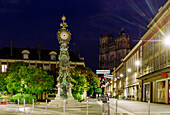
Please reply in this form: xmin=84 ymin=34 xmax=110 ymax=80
xmin=108 ymin=99 xmax=170 ymax=115
xmin=1 ymin=98 xmax=170 ymax=115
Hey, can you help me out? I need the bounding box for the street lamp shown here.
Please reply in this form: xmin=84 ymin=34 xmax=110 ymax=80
xmin=164 ymin=36 xmax=170 ymax=46
xmin=127 ymin=68 xmax=132 ymax=72
xmin=135 ymin=61 xmax=140 ymax=66
xmin=120 ymin=74 xmax=123 ymax=77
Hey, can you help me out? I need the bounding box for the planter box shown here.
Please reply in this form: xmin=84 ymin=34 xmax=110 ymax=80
xmin=0 ymin=102 xmax=7 ymax=105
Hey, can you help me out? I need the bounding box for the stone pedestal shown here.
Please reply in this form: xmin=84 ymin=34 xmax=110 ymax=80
xmin=48 ymin=83 xmax=81 ymax=108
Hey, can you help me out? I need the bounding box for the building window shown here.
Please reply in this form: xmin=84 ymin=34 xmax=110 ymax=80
xmin=22 ymin=50 xmax=30 ymax=59
xmin=43 ymin=65 xmax=49 ymax=70
xmin=23 ymin=54 xmax=28 ymax=59
xmin=51 ymin=55 xmax=56 ymax=60
xmin=2 ymin=65 xmax=7 ymax=72
xmin=49 ymin=51 xmax=57 ymax=60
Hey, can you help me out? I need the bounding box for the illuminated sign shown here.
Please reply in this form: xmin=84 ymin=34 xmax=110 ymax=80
xmin=96 ymin=70 xmax=110 ymax=74
xmin=161 ymin=73 xmax=167 ymax=78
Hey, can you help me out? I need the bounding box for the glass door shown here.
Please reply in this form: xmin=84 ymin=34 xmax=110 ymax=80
xmin=168 ymin=80 xmax=170 ymax=104
xmin=168 ymin=86 xmax=170 ymax=104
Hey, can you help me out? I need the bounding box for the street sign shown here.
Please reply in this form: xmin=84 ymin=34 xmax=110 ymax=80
xmin=104 ymin=75 xmax=114 ymax=79
xmin=96 ymin=70 xmax=110 ymax=74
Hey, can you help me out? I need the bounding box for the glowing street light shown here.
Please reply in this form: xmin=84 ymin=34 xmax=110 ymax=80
xmin=164 ymin=36 xmax=170 ymax=46
xmin=127 ymin=68 xmax=132 ymax=72
xmin=120 ymin=74 xmax=123 ymax=77
xmin=135 ymin=61 xmax=140 ymax=66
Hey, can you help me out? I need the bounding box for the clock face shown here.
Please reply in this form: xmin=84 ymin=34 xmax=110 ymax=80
xmin=60 ymin=31 xmax=68 ymax=40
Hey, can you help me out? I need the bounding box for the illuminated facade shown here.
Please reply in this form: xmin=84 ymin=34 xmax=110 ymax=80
xmin=0 ymin=43 xmax=85 ymax=100
xmin=112 ymin=0 xmax=170 ymax=103
xmin=99 ymin=29 xmax=131 ymax=96
xmin=138 ymin=1 xmax=170 ymax=103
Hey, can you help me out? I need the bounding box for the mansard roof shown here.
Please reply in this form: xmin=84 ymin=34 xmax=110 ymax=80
xmin=0 ymin=47 xmax=84 ymax=62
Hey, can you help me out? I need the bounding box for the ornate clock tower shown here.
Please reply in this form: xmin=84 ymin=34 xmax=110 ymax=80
xmin=48 ymin=16 xmax=81 ymax=107
xmin=57 ymin=16 xmax=73 ymax=99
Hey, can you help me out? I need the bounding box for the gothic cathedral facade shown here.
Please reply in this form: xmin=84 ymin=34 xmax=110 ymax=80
xmin=99 ymin=29 xmax=131 ymax=71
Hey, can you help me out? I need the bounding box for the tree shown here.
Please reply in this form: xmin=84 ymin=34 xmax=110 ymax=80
xmin=0 ymin=72 xmax=7 ymax=91
xmin=2 ymin=61 xmax=54 ymax=95
xmin=70 ymin=66 xmax=100 ymax=99
xmin=95 ymin=88 xmax=102 ymax=97
xmin=84 ymin=67 xmax=100 ymax=96
xmin=0 ymin=61 xmax=28 ymax=92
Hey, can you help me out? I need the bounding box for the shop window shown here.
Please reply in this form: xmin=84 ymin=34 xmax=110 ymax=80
xmin=157 ymin=81 xmax=165 ymax=103
xmin=2 ymin=65 xmax=7 ymax=72
xmin=145 ymin=84 xmax=150 ymax=101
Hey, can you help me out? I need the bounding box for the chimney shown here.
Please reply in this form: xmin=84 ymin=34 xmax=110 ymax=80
xmin=36 ymin=44 xmax=41 ymax=60
xmin=28 ymin=45 xmax=30 ymax=49
xmin=10 ymin=41 xmax=13 ymax=57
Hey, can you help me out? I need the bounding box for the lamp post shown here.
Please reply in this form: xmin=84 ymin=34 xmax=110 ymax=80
xmin=21 ymin=79 xmax=24 ymax=97
xmin=127 ymin=61 xmax=140 ymax=101
xmin=120 ymin=73 xmax=124 ymax=99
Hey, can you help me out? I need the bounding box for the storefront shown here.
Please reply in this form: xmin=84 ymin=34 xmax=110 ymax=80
xmin=144 ymin=83 xmax=150 ymax=102
xmin=157 ymin=80 xmax=166 ymax=103
xmin=168 ymin=80 xmax=170 ymax=104
xmin=126 ymin=85 xmax=138 ymax=100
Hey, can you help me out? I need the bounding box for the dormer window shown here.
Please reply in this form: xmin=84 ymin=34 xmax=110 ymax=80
xmin=49 ymin=51 xmax=57 ymax=60
xmin=51 ymin=55 xmax=56 ymax=60
xmin=22 ymin=50 xmax=30 ymax=59
xmin=23 ymin=54 xmax=28 ymax=59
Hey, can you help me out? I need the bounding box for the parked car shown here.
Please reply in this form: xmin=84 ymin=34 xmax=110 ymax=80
xmin=100 ymin=96 xmax=107 ymax=103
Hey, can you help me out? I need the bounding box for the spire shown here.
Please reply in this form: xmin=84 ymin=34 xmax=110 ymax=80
xmin=121 ymin=27 xmax=124 ymax=32
xmin=60 ymin=15 xmax=68 ymax=29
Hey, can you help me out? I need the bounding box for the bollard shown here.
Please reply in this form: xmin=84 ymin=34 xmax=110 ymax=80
xmin=18 ymin=99 xmax=19 ymax=110
xmin=148 ymin=100 xmax=150 ymax=115
xmin=102 ymin=102 xmax=104 ymax=115
xmin=87 ymin=100 xmax=88 ymax=115
xmin=63 ymin=100 xmax=65 ymax=114
xmin=108 ymin=101 xmax=110 ymax=115
xmin=24 ymin=99 xmax=25 ymax=111
xmin=46 ymin=99 xmax=47 ymax=112
xmin=115 ymin=99 xmax=117 ymax=115
xmin=32 ymin=99 xmax=34 ymax=111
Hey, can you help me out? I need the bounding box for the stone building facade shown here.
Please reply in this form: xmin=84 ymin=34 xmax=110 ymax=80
xmin=112 ymin=0 xmax=170 ymax=104
xmin=0 ymin=43 xmax=85 ymax=100
xmin=99 ymin=29 xmax=131 ymax=71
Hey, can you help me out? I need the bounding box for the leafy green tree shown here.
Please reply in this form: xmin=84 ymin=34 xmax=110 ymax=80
xmin=2 ymin=61 xmax=54 ymax=95
xmin=70 ymin=66 xmax=100 ymax=99
xmin=0 ymin=62 xmax=28 ymax=92
xmin=84 ymin=67 xmax=99 ymax=96
xmin=70 ymin=67 xmax=87 ymax=100
xmin=95 ymin=88 xmax=102 ymax=97
xmin=0 ymin=72 xmax=7 ymax=91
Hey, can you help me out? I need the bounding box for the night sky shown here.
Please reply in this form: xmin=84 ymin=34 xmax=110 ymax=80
xmin=0 ymin=0 xmax=168 ymax=71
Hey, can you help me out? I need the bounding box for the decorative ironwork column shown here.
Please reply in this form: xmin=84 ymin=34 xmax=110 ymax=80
xmin=57 ymin=16 xmax=72 ymax=99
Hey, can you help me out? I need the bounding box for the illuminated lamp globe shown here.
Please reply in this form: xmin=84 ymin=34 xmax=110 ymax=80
xmin=120 ymin=74 xmax=123 ymax=77
xmin=164 ymin=36 xmax=170 ymax=46
xmin=135 ymin=61 xmax=140 ymax=66
xmin=127 ymin=68 xmax=132 ymax=72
